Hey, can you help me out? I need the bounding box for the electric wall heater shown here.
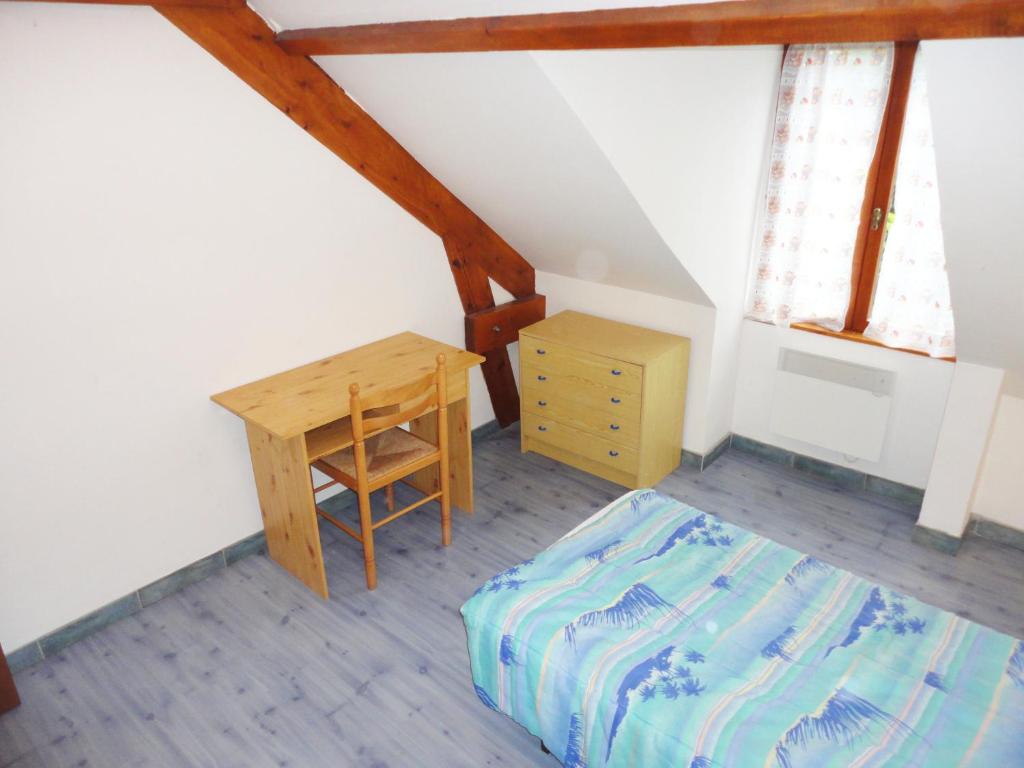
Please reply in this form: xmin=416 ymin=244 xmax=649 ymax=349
xmin=769 ymin=348 xmax=894 ymax=463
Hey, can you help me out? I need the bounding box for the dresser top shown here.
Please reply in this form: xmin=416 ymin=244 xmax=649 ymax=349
xmin=519 ymin=310 xmax=689 ymax=365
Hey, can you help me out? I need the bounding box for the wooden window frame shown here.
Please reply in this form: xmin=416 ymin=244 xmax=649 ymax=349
xmin=787 ymin=41 xmax=955 ymax=362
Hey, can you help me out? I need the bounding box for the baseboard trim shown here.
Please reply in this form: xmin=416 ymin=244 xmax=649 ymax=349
xmin=681 ymin=449 xmax=702 ymax=469
xmin=681 ymin=434 xmax=732 ymax=473
xmin=7 ymin=529 xmax=268 ymax=675
xmin=730 ymin=433 xmax=925 ymax=511
xmin=912 ymin=524 xmax=962 ymax=555
xmin=729 ymin=435 xmax=1024 ymax=556
xmin=970 ymin=517 xmax=1024 ymax=553
xmin=7 ymin=419 xmax=510 ymax=675
xmin=471 ymin=419 xmax=503 ymax=442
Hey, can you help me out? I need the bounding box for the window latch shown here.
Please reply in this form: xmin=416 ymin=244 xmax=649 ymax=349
xmin=870 ymin=207 xmax=884 ymax=231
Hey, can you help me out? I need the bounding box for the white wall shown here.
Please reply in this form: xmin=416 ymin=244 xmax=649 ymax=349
xmin=537 ymin=272 xmax=716 ymax=453
xmin=0 ymin=4 xmax=494 ymax=651
xmin=732 ymin=321 xmax=955 ymax=488
xmin=918 ymin=363 xmax=1003 ymax=537
xmin=971 ymin=393 xmax=1024 ymax=532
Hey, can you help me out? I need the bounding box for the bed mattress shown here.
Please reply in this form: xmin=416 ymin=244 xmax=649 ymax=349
xmin=461 ymin=490 xmax=1023 ymax=767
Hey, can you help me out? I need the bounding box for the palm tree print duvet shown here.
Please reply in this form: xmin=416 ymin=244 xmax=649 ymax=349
xmin=461 ymin=490 xmax=1024 ymax=767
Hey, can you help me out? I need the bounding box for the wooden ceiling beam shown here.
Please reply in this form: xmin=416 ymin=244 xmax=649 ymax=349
xmin=275 ymin=0 xmax=1024 ymax=56
xmin=1 ymin=1 xmax=244 ymax=7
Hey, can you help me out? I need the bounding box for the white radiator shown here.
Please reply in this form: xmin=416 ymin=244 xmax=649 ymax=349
xmin=768 ymin=349 xmax=894 ymax=462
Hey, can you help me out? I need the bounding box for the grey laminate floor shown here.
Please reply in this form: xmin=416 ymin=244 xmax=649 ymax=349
xmin=3 ymin=427 xmax=1023 ymax=767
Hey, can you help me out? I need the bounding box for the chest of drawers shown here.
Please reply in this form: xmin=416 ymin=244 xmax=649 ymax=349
xmin=519 ymin=310 xmax=689 ymax=489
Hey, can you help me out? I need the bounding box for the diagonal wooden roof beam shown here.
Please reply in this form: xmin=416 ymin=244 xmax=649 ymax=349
xmin=155 ymin=5 xmax=533 ymax=301
xmin=275 ymin=0 xmax=1024 ymax=56
xmin=153 ymin=4 xmax=535 ymax=424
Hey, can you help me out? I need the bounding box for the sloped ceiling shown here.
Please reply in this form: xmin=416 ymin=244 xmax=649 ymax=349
xmin=924 ymin=38 xmax=1024 ymax=378
xmin=322 ymin=51 xmax=709 ymax=303
xmin=533 ymin=46 xmax=779 ymax=308
xmin=251 ymin=0 xmax=713 ymax=305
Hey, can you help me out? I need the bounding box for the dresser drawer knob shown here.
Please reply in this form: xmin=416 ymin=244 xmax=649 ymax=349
xmin=536 ymin=349 xmax=546 ymax=355
xmin=538 ymin=400 xmax=547 ymax=407
xmin=537 ymin=375 xmax=547 ymax=381
xmin=537 ymin=425 xmax=548 ymax=432
xmin=611 ymin=369 xmax=622 ymax=376
xmin=609 ymin=424 xmax=620 ymax=431
xmin=608 ymin=450 xmax=619 ymax=457
xmin=610 ymin=397 xmax=621 ymax=404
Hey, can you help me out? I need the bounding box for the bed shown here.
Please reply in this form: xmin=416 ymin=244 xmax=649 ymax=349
xmin=461 ymin=490 xmax=1024 ymax=767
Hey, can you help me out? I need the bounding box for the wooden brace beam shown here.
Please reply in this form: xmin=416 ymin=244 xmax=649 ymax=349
xmin=465 ymin=293 xmax=546 ymax=428
xmin=465 ymin=294 xmax=546 ymax=356
xmin=0 ymin=643 xmax=19 ymax=715
xmin=275 ymin=0 xmax=1024 ymax=55
xmin=442 ymin=237 xmax=525 ymax=428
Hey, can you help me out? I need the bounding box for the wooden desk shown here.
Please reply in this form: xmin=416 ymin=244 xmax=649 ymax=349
xmin=212 ymin=333 xmax=485 ymax=598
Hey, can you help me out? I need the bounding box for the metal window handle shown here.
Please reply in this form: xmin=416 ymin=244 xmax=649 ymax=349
xmin=537 ymin=425 xmax=547 ymax=432
xmin=538 ymin=400 xmax=547 ymax=407
xmin=610 ymin=397 xmax=621 ymax=404
xmin=537 ymin=375 xmax=547 ymax=381
xmin=611 ymin=369 xmax=622 ymax=376
xmin=870 ymin=207 xmax=884 ymax=231
xmin=608 ymin=450 xmax=619 ymax=457
xmin=609 ymin=424 xmax=620 ymax=431
xmin=536 ymin=349 xmax=546 ymax=355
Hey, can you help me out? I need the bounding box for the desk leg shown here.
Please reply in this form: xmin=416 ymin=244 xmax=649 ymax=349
xmin=448 ymin=396 xmax=474 ymax=513
xmin=245 ymin=423 xmax=329 ymax=598
xmin=409 ymin=396 xmax=474 ymax=514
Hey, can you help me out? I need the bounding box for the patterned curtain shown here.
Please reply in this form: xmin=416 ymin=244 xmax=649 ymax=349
xmin=864 ymin=52 xmax=956 ymax=357
xmin=747 ymin=44 xmax=894 ymax=330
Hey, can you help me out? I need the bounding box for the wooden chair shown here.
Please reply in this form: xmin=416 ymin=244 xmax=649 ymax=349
xmin=312 ymin=354 xmax=451 ymax=590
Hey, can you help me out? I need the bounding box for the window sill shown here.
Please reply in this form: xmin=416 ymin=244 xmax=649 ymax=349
xmin=790 ymin=322 xmax=956 ymax=362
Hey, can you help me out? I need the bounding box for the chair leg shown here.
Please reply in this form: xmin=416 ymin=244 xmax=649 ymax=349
xmin=356 ymin=487 xmax=377 ymax=590
xmin=439 ymin=459 xmax=452 ymax=548
xmin=385 ymin=483 xmax=395 ymax=513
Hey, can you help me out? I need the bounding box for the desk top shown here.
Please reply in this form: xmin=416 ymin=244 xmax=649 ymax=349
xmin=212 ymin=332 xmax=485 ymax=439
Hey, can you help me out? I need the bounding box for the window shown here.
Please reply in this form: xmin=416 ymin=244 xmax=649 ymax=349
xmin=746 ymin=43 xmax=955 ymax=359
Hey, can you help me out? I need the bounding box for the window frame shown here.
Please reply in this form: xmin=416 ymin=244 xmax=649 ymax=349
xmin=782 ymin=41 xmax=955 ymax=362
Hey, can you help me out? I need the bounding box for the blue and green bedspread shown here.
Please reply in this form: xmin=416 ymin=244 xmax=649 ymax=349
xmin=461 ymin=490 xmax=1024 ymax=767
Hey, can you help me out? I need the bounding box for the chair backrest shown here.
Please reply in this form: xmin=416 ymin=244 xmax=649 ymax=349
xmin=349 ymin=353 xmax=447 ymax=443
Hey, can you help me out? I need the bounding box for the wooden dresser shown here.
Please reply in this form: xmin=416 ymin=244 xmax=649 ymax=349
xmin=519 ymin=311 xmax=689 ymax=489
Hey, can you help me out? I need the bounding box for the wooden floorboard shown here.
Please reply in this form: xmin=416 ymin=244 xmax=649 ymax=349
xmin=2 ymin=426 xmax=1022 ymax=766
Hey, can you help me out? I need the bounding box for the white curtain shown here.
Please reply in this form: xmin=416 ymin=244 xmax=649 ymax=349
xmin=864 ymin=52 xmax=956 ymax=357
xmin=747 ymin=44 xmax=894 ymax=330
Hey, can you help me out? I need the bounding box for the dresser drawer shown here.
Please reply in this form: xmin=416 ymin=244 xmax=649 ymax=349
xmin=520 ymin=336 xmax=642 ymax=394
xmin=521 ymin=369 xmax=642 ymax=420
xmin=522 ymin=383 xmax=640 ymax=446
xmin=523 ymin=412 xmax=639 ymax=474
